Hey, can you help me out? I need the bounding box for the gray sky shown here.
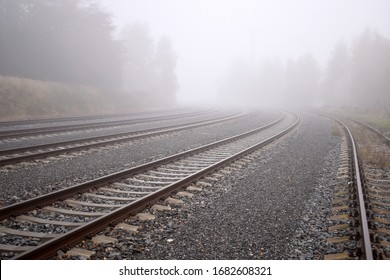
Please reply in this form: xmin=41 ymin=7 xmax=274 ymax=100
xmin=99 ymin=0 xmax=390 ymax=104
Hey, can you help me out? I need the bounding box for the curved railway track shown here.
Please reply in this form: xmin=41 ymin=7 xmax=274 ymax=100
xmin=0 ymin=111 xmax=247 ymax=167
xmin=0 ymin=108 xmax=213 ymax=140
xmin=0 ymin=108 xmax=188 ymax=127
xmin=0 ymin=111 xmax=299 ymax=259
xmin=324 ymin=114 xmax=390 ymax=260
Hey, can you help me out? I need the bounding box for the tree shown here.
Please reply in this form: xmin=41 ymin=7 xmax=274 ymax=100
xmin=0 ymin=0 xmax=123 ymax=90
xmin=120 ymin=22 xmax=156 ymax=100
xmin=350 ymin=29 xmax=390 ymax=109
xmin=219 ymin=54 xmax=320 ymax=108
xmin=120 ymin=23 xmax=178 ymax=106
xmin=255 ymin=58 xmax=285 ymax=106
xmin=322 ymin=41 xmax=351 ymax=107
xmin=219 ymin=58 xmax=254 ymax=106
xmin=154 ymin=36 xmax=178 ymax=106
xmin=284 ymin=53 xmax=320 ymax=107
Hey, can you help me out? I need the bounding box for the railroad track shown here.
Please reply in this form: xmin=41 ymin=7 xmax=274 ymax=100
xmin=0 ymin=111 xmax=247 ymax=167
xmin=324 ymin=115 xmax=390 ymax=260
xmin=0 ymin=108 xmax=212 ymax=140
xmin=0 ymin=111 xmax=299 ymax=259
xmin=0 ymin=108 xmax=177 ymax=127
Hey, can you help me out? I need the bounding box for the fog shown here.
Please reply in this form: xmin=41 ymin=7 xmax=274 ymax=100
xmin=100 ymin=0 xmax=390 ymax=106
xmin=1 ymin=0 xmax=389 ymax=119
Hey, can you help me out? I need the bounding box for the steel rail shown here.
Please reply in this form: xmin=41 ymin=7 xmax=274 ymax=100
xmin=0 ymin=111 xmax=282 ymax=220
xmin=0 ymin=111 xmax=150 ymax=127
xmin=0 ymin=109 xmax=214 ymax=139
xmin=333 ymin=117 xmax=374 ymax=260
xmin=317 ymin=111 xmax=390 ymax=144
xmin=352 ymin=119 xmax=390 ymax=145
xmin=0 ymin=109 xmax=173 ymax=126
xmin=0 ymin=111 xmax=248 ymax=166
xmin=0 ymin=108 xmax=201 ymax=127
xmin=12 ymin=112 xmax=299 ymax=260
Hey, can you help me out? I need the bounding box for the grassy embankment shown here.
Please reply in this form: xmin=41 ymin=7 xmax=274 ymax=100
xmin=327 ymin=107 xmax=390 ymax=168
xmin=328 ymin=107 xmax=390 ymax=137
xmin=0 ymin=75 xmax=144 ymax=121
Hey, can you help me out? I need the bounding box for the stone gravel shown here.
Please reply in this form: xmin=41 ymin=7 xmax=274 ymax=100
xmin=1 ymin=110 xmax=343 ymax=260
xmin=0 ymin=108 xmax=196 ymax=131
xmin=121 ymin=112 xmax=341 ymax=260
xmin=0 ymin=110 xmax=279 ymax=206
xmin=0 ymin=109 xmax=236 ymax=150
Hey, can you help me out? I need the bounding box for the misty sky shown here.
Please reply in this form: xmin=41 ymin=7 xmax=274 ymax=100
xmin=99 ymin=0 xmax=390 ymax=104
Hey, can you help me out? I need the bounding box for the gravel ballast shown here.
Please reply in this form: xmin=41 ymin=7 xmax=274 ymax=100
xmin=0 ymin=110 xmax=279 ymax=206
xmin=1 ymin=110 xmax=343 ymax=260
xmin=0 ymin=109 xmax=239 ymax=150
xmin=122 ymin=112 xmax=341 ymax=260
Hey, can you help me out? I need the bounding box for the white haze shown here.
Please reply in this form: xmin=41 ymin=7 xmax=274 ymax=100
xmin=99 ymin=0 xmax=390 ymax=105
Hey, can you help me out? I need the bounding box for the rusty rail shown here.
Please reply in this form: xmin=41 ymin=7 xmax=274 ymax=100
xmin=0 ymin=111 xmax=247 ymax=166
xmin=11 ymin=112 xmax=299 ymax=259
xmin=330 ymin=116 xmax=373 ymax=260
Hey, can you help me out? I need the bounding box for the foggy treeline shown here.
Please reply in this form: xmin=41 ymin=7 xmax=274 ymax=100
xmin=221 ymin=29 xmax=390 ymax=110
xmin=324 ymin=30 xmax=390 ymax=109
xmin=120 ymin=23 xmax=178 ymax=107
xmin=0 ymin=0 xmax=177 ymax=107
xmin=1 ymin=0 xmax=389 ymax=114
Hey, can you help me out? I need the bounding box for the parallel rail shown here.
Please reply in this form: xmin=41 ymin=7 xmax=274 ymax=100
xmin=0 ymin=111 xmax=299 ymax=259
xmin=0 ymin=111 xmax=247 ymax=167
xmin=0 ymin=108 xmax=189 ymax=126
xmin=324 ymin=113 xmax=390 ymax=259
xmin=333 ymin=117 xmax=373 ymax=260
xmin=0 ymin=109 xmax=213 ymax=140
xmin=348 ymin=118 xmax=390 ymax=260
xmin=352 ymin=119 xmax=390 ymax=145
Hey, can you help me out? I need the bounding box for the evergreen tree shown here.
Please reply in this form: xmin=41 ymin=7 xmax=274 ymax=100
xmin=0 ymin=0 xmax=123 ymax=90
